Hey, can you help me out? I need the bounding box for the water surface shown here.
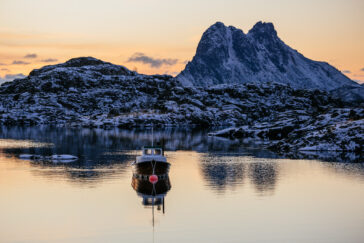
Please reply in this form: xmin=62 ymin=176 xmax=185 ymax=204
xmin=0 ymin=127 xmax=363 ymax=242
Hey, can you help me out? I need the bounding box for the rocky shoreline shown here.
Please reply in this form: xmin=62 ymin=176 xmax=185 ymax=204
xmin=210 ymin=107 xmax=363 ymax=155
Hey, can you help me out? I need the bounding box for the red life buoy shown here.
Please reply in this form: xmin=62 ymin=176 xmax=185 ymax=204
xmin=149 ymin=174 xmax=158 ymax=184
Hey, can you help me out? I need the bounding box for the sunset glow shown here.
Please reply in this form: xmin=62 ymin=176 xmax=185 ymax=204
xmin=0 ymin=0 xmax=363 ymax=83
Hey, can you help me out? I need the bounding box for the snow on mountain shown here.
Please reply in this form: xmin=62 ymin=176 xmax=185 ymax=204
xmin=177 ymin=21 xmax=358 ymax=91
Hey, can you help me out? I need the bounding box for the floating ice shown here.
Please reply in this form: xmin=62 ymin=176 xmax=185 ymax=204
xmin=51 ymin=154 xmax=78 ymax=160
xmin=51 ymin=154 xmax=78 ymax=163
xmin=19 ymin=154 xmax=78 ymax=163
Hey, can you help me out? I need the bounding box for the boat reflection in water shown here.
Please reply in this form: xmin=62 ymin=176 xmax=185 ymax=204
xmin=131 ymin=145 xmax=171 ymax=227
xmin=131 ymin=172 xmax=171 ymax=214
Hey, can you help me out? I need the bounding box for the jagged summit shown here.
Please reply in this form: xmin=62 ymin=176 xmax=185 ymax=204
xmin=248 ymin=21 xmax=277 ymax=36
xmin=177 ymin=21 xmax=358 ymax=91
xmin=203 ymin=22 xmax=243 ymax=38
xmin=209 ymin=21 xmax=227 ymax=30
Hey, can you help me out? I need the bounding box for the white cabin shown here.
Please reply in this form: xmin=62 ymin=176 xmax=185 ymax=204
xmin=136 ymin=146 xmax=167 ymax=164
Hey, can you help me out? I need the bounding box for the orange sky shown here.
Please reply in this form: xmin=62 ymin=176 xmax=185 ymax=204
xmin=0 ymin=0 xmax=363 ymax=83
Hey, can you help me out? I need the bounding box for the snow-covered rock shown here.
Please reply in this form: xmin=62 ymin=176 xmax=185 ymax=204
xmin=212 ymin=108 xmax=364 ymax=153
xmin=1 ymin=57 xmax=351 ymax=128
xmin=330 ymin=84 xmax=364 ymax=103
xmin=177 ymin=21 xmax=360 ymax=95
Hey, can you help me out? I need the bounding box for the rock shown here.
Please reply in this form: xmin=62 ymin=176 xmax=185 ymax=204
xmin=214 ymin=108 xmax=364 ymax=153
xmin=1 ymin=58 xmax=351 ymax=128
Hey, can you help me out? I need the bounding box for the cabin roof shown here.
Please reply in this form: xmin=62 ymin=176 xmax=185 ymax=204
xmin=143 ymin=146 xmax=163 ymax=149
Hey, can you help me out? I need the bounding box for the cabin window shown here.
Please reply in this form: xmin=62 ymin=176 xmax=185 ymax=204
xmin=155 ymin=149 xmax=161 ymax=155
xmin=144 ymin=149 xmax=152 ymax=155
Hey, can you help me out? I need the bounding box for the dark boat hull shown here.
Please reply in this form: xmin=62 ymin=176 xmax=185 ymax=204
xmin=133 ymin=161 xmax=170 ymax=175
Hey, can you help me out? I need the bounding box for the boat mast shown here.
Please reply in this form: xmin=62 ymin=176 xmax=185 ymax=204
xmin=151 ymin=125 xmax=154 ymax=147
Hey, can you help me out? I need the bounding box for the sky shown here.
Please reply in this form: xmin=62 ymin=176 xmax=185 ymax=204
xmin=0 ymin=0 xmax=363 ymax=83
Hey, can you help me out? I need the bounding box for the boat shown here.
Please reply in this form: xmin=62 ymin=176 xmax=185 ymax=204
xmin=133 ymin=146 xmax=170 ymax=175
xmin=131 ymin=128 xmax=172 ymax=229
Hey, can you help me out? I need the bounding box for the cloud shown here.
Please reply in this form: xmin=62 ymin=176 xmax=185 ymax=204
xmin=24 ymin=53 xmax=37 ymax=59
xmin=12 ymin=60 xmax=30 ymax=65
xmin=0 ymin=73 xmax=26 ymax=84
xmin=342 ymin=70 xmax=351 ymax=74
xmin=40 ymin=58 xmax=58 ymax=63
xmin=0 ymin=63 xmax=6 ymax=66
xmin=1 ymin=68 xmax=9 ymax=71
xmin=127 ymin=52 xmax=178 ymax=68
xmin=361 ymin=68 xmax=364 ymax=72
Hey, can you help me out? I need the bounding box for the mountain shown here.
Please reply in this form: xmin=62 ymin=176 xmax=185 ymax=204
xmin=0 ymin=56 xmax=362 ymax=158
xmin=177 ymin=21 xmax=358 ymax=91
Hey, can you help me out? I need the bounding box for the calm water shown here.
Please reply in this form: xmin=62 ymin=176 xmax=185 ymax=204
xmin=0 ymin=127 xmax=363 ymax=243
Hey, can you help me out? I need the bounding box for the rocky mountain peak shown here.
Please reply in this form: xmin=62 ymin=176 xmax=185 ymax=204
xmin=208 ymin=21 xmax=227 ymax=31
xmin=63 ymin=57 xmax=107 ymax=67
xmin=203 ymin=21 xmax=242 ymax=38
xmin=28 ymin=57 xmax=134 ymax=77
xmin=199 ymin=22 xmax=230 ymax=45
xmin=248 ymin=21 xmax=277 ymax=38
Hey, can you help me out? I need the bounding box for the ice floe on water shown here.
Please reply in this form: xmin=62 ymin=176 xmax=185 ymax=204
xmin=51 ymin=154 xmax=78 ymax=163
xmin=19 ymin=154 xmax=78 ymax=163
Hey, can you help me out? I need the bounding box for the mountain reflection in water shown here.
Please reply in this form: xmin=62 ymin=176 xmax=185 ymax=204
xmin=0 ymin=126 xmax=363 ymax=189
xmin=200 ymin=154 xmax=278 ymax=195
xmin=0 ymin=126 xmax=276 ymax=184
